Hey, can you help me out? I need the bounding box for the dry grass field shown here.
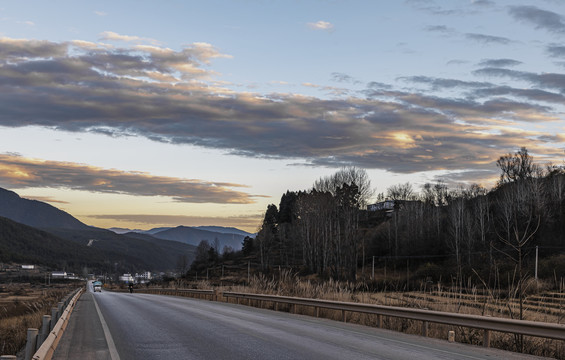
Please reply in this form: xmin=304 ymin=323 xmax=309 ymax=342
xmin=0 ymin=283 xmax=77 ymax=356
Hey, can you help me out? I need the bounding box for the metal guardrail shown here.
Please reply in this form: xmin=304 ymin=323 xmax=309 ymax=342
xmin=0 ymin=287 xmax=86 ymax=360
xmin=222 ymin=291 xmax=565 ymax=347
xmin=137 ymin=288 xmax=216 ymax=300
xmin=31 ymin=287 xmax=83 ymax=360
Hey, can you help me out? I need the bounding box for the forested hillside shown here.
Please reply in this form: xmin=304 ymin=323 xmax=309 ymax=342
xmin=0 ymin=216 xmax=109 ymax=270
xmin=234 ymin=148 xmax=565 ymax=287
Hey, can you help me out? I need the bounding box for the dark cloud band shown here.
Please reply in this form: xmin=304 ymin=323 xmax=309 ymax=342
xmin=0 ymin=37 xmax=563 ymax=176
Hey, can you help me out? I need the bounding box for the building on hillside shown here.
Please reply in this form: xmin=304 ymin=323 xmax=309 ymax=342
xmin=135 ymin=271 xmax=152 ymax=283
xmin=119 ymin=273 xmax=134 ymax=283
xmin=368 ymin=199 xmax=423 ymax=213
xmin=367 ymin=200 xmax=395 ymax=212
xmin=51 ymin=271 xmax=67 ymax=278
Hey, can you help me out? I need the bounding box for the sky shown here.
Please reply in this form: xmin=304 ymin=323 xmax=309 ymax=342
xmin=1 ymin=0 xmax=565 ymax=233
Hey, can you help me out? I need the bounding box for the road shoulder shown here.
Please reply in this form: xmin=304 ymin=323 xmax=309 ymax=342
xmin=52 ymin=291 xmax=113 ymax=360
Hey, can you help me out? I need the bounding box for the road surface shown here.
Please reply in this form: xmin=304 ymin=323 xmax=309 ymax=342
xmin=53 ymin=286 xmax=546 ymax=360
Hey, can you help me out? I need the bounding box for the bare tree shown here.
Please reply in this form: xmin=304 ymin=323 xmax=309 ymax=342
xmin=176 ymin=254 xmax=190 ymax=276
xmin=296 ymin=190 xmax=334 ymax=275
xmin=386 ymin=182 xmax=415 ymax=201
xmin=447 ymin=187 xmax=465 ymax=281
xmin=496 ymin=147 xmax=537 ymax=185
xmin=386 ymin=182 xmax=415 ymax=255
xmin=213 ymin=237 xmax=220 ymax=255
xmin=494 ymin=148 xmax=545 ymax=338
xmin=469 ymin=184 xmax=492 ymax=268
xmin=314 ymin=166 xmax=375 ymax=207
xmin=494 ymin=182 xmax=541 ymax=323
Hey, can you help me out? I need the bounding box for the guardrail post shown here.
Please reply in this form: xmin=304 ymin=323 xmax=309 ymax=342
xmin=57 ymin=302 xmax=64 ymax=319
xmin=342 ymin=310 xmax=347 ymax=322
xmin=483 ymin=329 xmax=491 ymax=348
xmin=24 ymin=328 xmax=38 ymax=360
xmin=315 ymin=306 xmax=319 ymax=317
xmin=50 ymin=307 xmax=59 ymax=330
xmin=422 ymin=321 xmax=429 ymax=337
xmin=377 ymin=314 xmax=382 ymax=328
xmin=37 ymin=315 xmax=52 ymax=350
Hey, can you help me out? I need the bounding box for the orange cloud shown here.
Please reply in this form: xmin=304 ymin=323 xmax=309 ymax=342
xmin=0 ymin=154 xmax=263 ymax=204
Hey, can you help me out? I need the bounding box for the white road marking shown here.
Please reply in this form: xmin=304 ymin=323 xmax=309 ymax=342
xmin=92 ymin=294 xmax=121 ymax=360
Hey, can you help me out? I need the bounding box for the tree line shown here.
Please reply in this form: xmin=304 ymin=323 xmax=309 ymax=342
xmin=191 ymin=148 xmax=565 ymax=290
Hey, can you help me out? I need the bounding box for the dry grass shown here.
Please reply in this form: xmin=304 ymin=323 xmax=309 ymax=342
xmin=187 ymin=271 xmax=565 ymax=359
xmin=0 ymin=284 xmax=76 ymax=356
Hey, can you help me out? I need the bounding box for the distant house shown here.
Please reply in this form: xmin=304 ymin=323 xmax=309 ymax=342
xmin=66 ymin=273 xmax=80 ymax=280
xmin=367 ymin=200 xmax=395 ymax=212
xmin=119 ymin=274 xmax=134 ymax=283
xmin=135 ymin=271 xmax=152 ymax=283
xmin=51 ymin=271 xmax=67 ymax=278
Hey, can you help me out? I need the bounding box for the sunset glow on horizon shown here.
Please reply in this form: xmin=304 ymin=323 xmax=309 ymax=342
xmin=1 ymin=1 xmax=564 ymax=232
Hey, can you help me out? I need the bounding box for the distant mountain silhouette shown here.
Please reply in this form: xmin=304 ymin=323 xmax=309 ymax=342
xmin=0 ymin=187 xmax=196 ymax=272
xmin=109 ymin=225 xmax=254 ymax=248
xmin=142 ymin=227 xmax=174 ymax=235
xmin=193 ymin=226 xmax=254 ymax=237
xmin=48 ymin=227 xmax=196 ymax=272
xmin=151 ymin=226 xmax=249 ymax=251
xmin=108 ymin=227 xmax=145 ymax=234
xmin=0 ymin=187 xmax=91 ymax=230
xmin=0 ymin=215 xmax=196 ymax=273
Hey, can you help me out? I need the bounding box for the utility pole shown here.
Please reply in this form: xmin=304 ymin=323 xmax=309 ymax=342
xmin=406 ymin=259 xmax=409 ymax=291
xmin=372 ymin=256 xmax=375 ymax=280
xmin=535 ymin=246 xmax=539 ymax=280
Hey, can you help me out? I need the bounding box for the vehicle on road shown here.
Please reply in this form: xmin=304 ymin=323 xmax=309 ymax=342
xmin=93 ymin=281 xmax=102 ymax=292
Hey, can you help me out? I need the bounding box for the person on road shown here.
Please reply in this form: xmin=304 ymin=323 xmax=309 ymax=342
xmin=129 ymin=283 xmax=133 ymax=293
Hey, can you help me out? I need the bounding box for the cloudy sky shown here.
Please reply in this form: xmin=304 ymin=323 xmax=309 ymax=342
xmin=1 ymin=0 xmax=564 ymax=232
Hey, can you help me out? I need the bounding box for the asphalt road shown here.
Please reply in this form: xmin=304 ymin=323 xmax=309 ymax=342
xmin=53 ymin=286 xmax=547 ymax=360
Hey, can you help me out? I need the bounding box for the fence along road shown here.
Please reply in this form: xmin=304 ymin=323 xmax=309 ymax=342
xmin=51 ymin=289 xmax=546 ymax=360
xmin=222 ymin=291 xmax=565 ymax=347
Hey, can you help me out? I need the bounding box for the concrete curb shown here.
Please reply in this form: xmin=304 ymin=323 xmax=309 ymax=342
xmin=32 ymin=288 xmax=84 ymax=360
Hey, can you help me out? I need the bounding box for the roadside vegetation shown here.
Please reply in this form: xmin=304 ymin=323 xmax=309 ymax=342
xmin=0 ymin=282 xmax=79 ymax=356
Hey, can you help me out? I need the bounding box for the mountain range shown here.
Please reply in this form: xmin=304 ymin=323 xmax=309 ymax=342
xmin=0 ymin=187 xmax=251 ymax=273
xmin=147 ymin=226 xmax=249 ymax=251
xmin=0 ymin=187 xmax=91 ymax=231
xmin=109 ymin=226 xmax=252 ymax=250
